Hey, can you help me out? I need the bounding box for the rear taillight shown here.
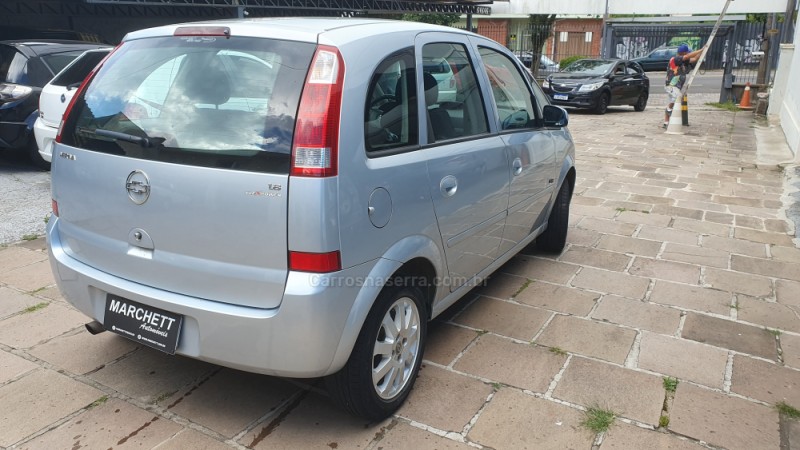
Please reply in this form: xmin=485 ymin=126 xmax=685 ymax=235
xmin=291 ymin=45 xmax=344 ymax=178
xmin=289 ymin=251 xmax=341 ymax=273
xmin=56 ymin=44 xmax=121 ymax=144
xmin=51 ymin=199 xmax=59 ymax=217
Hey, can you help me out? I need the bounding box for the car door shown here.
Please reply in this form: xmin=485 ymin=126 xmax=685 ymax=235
xmin=417 ymin=34 xmax=510 ymax=291
xmin=608 ymin=62 xmax=629 ymax=105
xmin=474 ymin=42 xmax=557 ymax=255
xmin=625 ymin=62 xmax=647 ymax=101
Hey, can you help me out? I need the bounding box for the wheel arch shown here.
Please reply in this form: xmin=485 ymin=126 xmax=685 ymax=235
xmin=326 ymin=235 xmax=444 ymax=374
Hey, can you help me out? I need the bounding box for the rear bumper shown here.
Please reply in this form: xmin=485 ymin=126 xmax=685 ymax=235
xmin=33 ymin=118 xmax=56 ymax=162
xmin=47 ymin=218 xmax=384 ymax=378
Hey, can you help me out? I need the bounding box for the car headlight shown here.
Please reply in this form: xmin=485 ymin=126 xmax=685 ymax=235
xmin=578 ymin=81 xmax=604 ymax=92
xmin=542 ymin=79 xmax=550 ymax=89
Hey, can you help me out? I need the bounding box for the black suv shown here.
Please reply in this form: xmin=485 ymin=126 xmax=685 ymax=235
xmin=0 ymin=40 xmax=109 ymax=167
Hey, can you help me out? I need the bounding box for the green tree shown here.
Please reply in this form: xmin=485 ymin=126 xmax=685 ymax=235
xmin=401 ymin=13 xmax=461 ymax=27
xmin=528 ymin=14 xmax=556 ymax=78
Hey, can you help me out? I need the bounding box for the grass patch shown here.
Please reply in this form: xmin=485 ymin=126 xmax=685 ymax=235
xmin=767 ymin=328 xmax=782 ymax=337
xmin=581 ymin=406 xmax=616 ymax=433
xmin=89 ymin=395 xmax=109 ymax=408
xmin=23 ymin=302 xmax=49 ymax=313
xmin=511 ymin=279 xmax=533 ymax=298
xmin=476 ymin=329 xmax=488 ymax=336
xmin=491 ymin=382 xmax=503 ymax=391
xmin=44 ymin=214 xmax=50 ymax=224
xmin=21 ymin=234 xmax=39 ymax=241
xmin=549 ymin=347 xmax=567 ymax=356
xmin=663 ymin=377 xmax=679 ymax=393
xmin=777 ymin=401 xmax=800 ymax=419
xmin=659 ymin=415 xmax=670 ymax=428
xmin=706 ymin=101 xmax=741 ymax=112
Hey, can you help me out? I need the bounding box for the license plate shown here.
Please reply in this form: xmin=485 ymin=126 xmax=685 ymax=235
xmin=554 ymin=94 xmax=569 ymax=101
xmin=104 ymin=294 xmax=183 ymax=354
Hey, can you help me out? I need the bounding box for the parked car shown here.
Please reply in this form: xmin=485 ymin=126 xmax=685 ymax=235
xmin=514 ymin=51 xmax=560 ymax=74
xmin=34 ymin=48 xmax=111 ymax=169
xmin=542 ymin=58 xmax=649 ymax=114
xmin=0 ymin=40 xmax=111 ymax=168
xmin=631 ymin=46 xmax=678 ymax=72
xmin=48 ymin=18 xmax=576 ymax=421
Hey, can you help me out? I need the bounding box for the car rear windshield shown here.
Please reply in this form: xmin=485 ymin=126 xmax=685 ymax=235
xmin=60 ymin=36 xmax=315 ymax=174
xmin=50 ymin=50 xmax=110 ymax=87
xmin=42 ymin=51 xmax=85 ymax=76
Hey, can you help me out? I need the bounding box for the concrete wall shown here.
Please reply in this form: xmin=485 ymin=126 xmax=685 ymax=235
xmin=489 ymin=0 xmax=788 ymax=16
xmin=771 ymin=34 xmax=799 ymax=158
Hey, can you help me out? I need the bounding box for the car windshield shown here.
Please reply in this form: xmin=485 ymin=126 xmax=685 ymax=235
xmin=541 ymin=55 xmax=556 ymax=66
xmin=60 ymin=35 xmax=315 ymax=173
xmin=563 ymin=60 xmax=614 ymax=76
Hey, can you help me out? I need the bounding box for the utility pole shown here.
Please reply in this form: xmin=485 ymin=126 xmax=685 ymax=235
xmin=601 ymin=0 xmax=610 ymax=57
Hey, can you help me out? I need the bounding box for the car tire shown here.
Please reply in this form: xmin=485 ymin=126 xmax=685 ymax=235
xmin=536 ymin=180 xmax=572 ymax=254
xmin=633 ymin=92 xmax=648 ymax=112
xmin=326 ymin=284 xmax=427 ymax=421
xmin=27 ymin=136 xmax=50 ymax=171
xmin=593 ymin=92 xmax=609 ymax=115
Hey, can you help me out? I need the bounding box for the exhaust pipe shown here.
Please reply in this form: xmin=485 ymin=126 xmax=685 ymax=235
xmin=85 ymin=320 xmax=106 ymax=335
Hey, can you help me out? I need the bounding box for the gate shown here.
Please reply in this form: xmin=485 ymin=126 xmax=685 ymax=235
xmin=606 ymin=22 xmax=781 ymax=102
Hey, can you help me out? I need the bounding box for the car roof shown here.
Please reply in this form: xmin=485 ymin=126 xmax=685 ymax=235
xmin=0 ymin=40 xmax=111 ymax=57
xmin=123 ymin=18 xmax=470 ymax=46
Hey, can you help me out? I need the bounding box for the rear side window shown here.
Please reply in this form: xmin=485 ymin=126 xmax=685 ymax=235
xmin=365 ymin=50 xmax=418 ymax=153
xmin=0 ymin=46 xmax=28 ymax=84
xmin=422 ymin=42 xmax=488 ymax=143
xmin=60 ymin=36 xmax=315 ymax=174
xmin=50 ymin=50 xmax=110 ymax=87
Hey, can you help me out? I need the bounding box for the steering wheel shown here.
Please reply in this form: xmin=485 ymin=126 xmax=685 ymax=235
xmin=370 ymin=94 xmax=396 ymax=108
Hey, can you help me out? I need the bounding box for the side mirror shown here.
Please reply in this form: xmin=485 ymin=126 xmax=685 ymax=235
xmin=543 ymin=105 xmax=568 ymax=127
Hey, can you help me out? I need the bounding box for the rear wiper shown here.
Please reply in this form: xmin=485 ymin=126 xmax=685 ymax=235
xmin=66 ymin=81 xmax=82 ymax=91
xmin=90 ymin=128 xmax=164 ymax=148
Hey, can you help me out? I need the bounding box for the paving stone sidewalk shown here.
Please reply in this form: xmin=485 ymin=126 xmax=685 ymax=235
xmin=2 ymin=93 xmax=800 ymax=450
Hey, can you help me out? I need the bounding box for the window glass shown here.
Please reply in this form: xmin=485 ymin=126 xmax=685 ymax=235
xmin=41 ymin=51 xmax=84 ymax=76
xmin=0 ymin=47 xmax=28 ymax=84
xmin=627 ymin=63 xmax=643 ymax=75
xmin=478 ymin=47 xmax=537 ymax=131
xmin=422 ymin=43 xmax=488 ymax=143
xmin=50 ymin=50 xmax=110 ymax=87
xmin=364 ymin=50 xmax=417 ymax=153
xmin=61 ymin=36 xmax=315 ymax=174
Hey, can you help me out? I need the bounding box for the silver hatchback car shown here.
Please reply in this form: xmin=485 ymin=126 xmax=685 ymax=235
xmin=48 ymin=18 xmax=576 ymax=420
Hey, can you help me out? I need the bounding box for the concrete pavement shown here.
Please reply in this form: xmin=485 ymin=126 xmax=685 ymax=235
xmin=2 ymin=93 xmax=800 ymax=449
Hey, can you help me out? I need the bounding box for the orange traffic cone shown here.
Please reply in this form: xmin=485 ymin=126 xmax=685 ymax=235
xmin=738 ymin=82 xmax=754 ymax=110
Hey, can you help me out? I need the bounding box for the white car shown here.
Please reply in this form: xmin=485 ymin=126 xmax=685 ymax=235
xmin=33 ymin=48 xmax=110 ymax=166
